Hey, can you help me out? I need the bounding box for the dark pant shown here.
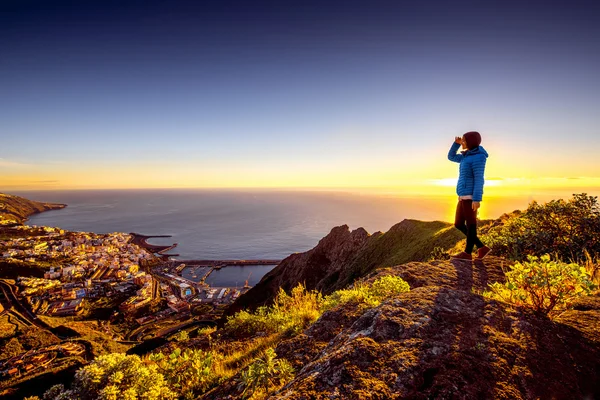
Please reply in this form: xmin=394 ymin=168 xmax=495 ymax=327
xmin=454 ymin=199 xmax=484 ymax=254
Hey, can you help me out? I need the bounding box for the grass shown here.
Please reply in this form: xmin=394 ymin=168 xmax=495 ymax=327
xmin=582 ymin=249 xmax=600 ymax=286
xmin=328 ymin=220 xmax=463 ymax=292
xmin=221 ymin=333 xmax=284 ymax=371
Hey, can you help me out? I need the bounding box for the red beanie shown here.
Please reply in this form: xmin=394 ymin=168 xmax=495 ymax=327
xmin=463 ymin=131 xmax=481 ymax=150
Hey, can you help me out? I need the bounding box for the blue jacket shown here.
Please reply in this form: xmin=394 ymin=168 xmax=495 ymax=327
xmin=448 ymin=142 xmax=488 ymax=202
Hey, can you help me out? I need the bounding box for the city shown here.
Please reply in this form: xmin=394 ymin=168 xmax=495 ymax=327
xmin=0 ymin=222 xmax=280 ymax=391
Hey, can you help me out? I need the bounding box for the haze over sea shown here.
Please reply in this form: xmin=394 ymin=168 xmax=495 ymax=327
xmin=16 ymin=188 xmax=564 ymax=260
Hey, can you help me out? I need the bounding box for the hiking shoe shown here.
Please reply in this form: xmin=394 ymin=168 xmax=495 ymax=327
xmin=451 ymin=251 xmax=472 ymax=261
xmin=476 ymin=246 xmax=492 ymax=259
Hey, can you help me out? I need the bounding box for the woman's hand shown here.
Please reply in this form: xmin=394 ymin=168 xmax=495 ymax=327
xmin=454 ymin=136 xmax=462 ymax=144
xmin=472 ymin=201 xmax=480 ymax=211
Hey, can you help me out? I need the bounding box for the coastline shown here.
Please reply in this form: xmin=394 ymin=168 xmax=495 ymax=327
xmin=0 ymin=192 xmax=67 ymax=226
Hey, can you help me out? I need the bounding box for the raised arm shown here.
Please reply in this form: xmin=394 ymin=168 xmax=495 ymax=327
xmin=472 ymin=155 xmax=486 ymax=202
xmin=448 ymin=142 xmax=463 ymax=163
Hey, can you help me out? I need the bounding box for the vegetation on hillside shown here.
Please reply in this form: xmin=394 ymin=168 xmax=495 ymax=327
xmin=328 ymin=220 xmax=463 ymax=292
xmin=481 ymin=193 xmax=600 ymax=264
xmin=225 ymin=275 xmax=410 ymax=337
xmin=484 ymin=254 xmax=597 ymax=316
xmin=0 ymin=327 xmax=60 ymax=362
xmin=40 ymin=318 xmax=130 ymax=356
xmin=238 ymin=348 xmax=294 ymax=399
xmin=43 ymin=353 xmax=177 ymax=400
xmin=38 ymin=275 xmax=410 ymax=400
xmin=322 ymin=274 xmax=410 ymax=311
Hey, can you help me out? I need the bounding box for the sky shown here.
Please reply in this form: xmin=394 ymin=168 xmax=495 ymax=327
xmin=1 ymin=0 xmax=600 ymax=200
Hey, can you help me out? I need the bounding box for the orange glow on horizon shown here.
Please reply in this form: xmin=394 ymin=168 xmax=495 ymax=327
xmin=2 ymin=160 xmax=600 ymax=222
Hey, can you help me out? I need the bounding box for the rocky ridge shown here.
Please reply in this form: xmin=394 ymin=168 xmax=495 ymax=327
xmin=227 ymin=219 xmax=464 ymax=316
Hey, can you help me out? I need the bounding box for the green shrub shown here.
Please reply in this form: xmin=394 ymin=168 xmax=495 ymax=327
xmin=197 ymin=325 xmax=217 ymax=336
xmin=226 ymin=276 xmax=410 ymax=337
xmin=369 ymin=274 xmax=411 ymax=299
xmin=484 ymin=254 xmax=597 ymax=316
xmin=322 ymin=275 xmax=410 ymax=311
xmin=149 ymin=348 xmax=224 ymax=399
xmin=226 ymin=284 xmax=323 ymax=336
xmin=171 ymin=330 xmax=189 ymax=342
xmin=428 ymin=246 xmax=450 ymax=261
xmin=44 ymin=353 xmax=177 ymax=400
xmin=482 ymin=193 xmax=600 ymax=262
xmin=582 ymin=248 xmax=600 ymax=285
xmin=238 ymin=348 xmax=294 ymax=399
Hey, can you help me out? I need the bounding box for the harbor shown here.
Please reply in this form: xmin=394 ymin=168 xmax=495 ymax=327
xmin=130 ymin=232 xmax=281 ymax=311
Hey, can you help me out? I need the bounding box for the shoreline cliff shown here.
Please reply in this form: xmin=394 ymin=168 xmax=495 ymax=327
xmin=0 ymin=193 xmax=66 ymax=226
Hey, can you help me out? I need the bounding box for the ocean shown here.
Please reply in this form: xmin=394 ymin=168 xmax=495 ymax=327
xmin=12 ymin=188 xmax=556 ymax=286
xmin=19 ymin=189 xmax=464 ymax=260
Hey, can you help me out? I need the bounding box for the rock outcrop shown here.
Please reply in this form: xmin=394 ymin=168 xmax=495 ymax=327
xmin=272 ymin=256 xmax=600 ymax=399
xmin=225 ymin=224 xmax=373 ymax=316
xmin=226 ymin=219 xmax=464 ymax=316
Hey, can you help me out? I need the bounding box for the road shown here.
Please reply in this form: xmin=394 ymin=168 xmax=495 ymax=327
xmin=0 ymin=279 xmax=51 ymax=330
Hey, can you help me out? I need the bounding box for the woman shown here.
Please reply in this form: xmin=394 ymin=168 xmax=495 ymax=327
xmin=448 ymin=131 xmax=491 ymax=260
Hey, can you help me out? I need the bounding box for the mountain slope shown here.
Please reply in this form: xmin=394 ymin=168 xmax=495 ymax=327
xmin=272 ymin=257 xmax=600 ymax=399
xmin=226 ymin=219 xmax=463 ymax=316
xmin=205 ymin=256 xmax=600 ymax=400
xmin=0 ymin=193 xmax=66 ymax=225
xmin=327 ymin=219 xmax=463 ymax=293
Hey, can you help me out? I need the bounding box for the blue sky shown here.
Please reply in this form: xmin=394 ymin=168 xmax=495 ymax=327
xmin=1 ymin=0 xmax=600 ymax=193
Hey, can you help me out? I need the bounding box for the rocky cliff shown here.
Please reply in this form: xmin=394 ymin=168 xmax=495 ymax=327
xmin=0 ymin=193 xmax=66 ymax=225
xmin=226 ymin=219 xmax=464 ymax=316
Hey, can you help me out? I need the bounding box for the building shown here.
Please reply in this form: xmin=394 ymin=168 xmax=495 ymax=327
xmin=119 ymin=296 xmax=151 ymax=313
xmin=34 ymin=242 xmax=48 ymax=251
xmin=47 ymin=299 xmax=85 ymax=316
xmin=44 ymin=268 xmax=61 ymax=279
xmin=136 ymin=282 xmax=151 ymax=297
xmin=178 ymin=283 xmax=194 ymax=298
xmin=133 ymin=272 xmax=151 ymax=285
xmin=61 ymin=288 xmax=77 ymax=300
xmin=168 ymin=300 xmax=190 ymax=312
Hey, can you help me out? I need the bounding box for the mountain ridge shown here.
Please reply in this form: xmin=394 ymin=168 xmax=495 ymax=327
xmin=226 ymin=218 xmax=464 ymax=317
